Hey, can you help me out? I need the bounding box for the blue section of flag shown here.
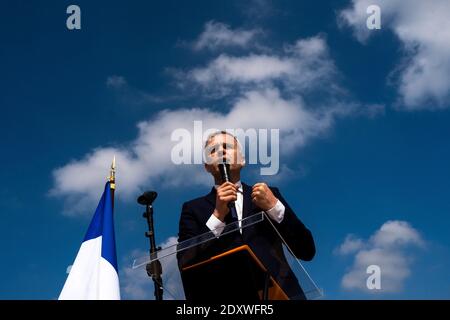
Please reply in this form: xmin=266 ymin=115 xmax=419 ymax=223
xmin=83 ymin=182 xmax=118 ymax=272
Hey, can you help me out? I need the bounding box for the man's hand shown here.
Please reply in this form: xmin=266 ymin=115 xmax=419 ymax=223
xmin=252 ymin=183 xmax=278 ymax=211
xmin=213 ymin=182 xmax=237 ymax=221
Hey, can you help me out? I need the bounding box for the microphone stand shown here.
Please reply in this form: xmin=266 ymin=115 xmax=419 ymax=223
xmin=138 ymin=191 xmax=163 ymax=300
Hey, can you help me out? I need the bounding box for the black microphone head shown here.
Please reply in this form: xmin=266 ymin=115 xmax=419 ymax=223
xmin=218 ymin=162 xmax=231 ymax=183
xmin=137 ymin=191 xmax=158 ymax=205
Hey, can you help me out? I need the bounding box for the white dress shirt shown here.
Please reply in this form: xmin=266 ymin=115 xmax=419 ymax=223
xmin=206 ymin=181 xmax=285 ymax=237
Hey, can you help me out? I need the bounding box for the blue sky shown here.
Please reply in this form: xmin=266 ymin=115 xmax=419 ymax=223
xmin=1 ymin=0 xmax=450 ymax=299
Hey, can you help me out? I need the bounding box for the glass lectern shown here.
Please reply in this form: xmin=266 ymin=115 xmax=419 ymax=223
xmin=132 ymin=212 xmax=322 ymax=300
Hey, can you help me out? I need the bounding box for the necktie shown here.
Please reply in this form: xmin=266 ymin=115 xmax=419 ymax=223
xmin=229 ymin=203 xmax=238 ymax=222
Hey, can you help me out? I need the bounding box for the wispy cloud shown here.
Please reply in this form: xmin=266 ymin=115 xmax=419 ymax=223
xmin=176 ymin=35 xmax=339 ymax=98
xmin=336 ymin=220 xmax=425 ymax=293
xmin=192 ymin=20 xmax=261 ymax=51
xmin=106 ymin=75 xmax=166 ymax=105
xmin=339 ymin=0 xmax=450 ymax=110
xmin=334 ymin=234 xmax=365 ymax=256
xmin=238 ymin=0 xmax=276 ymax=21
xmin=106 ymin=75 xmax=127 ymax=89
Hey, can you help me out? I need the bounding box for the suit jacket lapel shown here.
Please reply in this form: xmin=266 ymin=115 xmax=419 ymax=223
xmin=205 ymin=187 xmax=216 ymax=208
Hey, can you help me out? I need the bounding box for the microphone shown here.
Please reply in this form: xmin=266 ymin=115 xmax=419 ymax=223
xmin=218 ymin=162 xmax=238 ymax=221
xmin=137 ymin=191 xmax=158 ymax=206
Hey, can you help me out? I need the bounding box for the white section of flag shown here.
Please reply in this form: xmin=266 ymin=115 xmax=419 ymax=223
xmin=58 ymin=236 xmax=120 ymax=300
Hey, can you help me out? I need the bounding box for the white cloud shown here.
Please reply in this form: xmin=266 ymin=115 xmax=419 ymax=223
xmin=51 ymin=88 xmax=351 ymax=215
xmin=336 ymin=220 xmax=425 ymax=293
xmin=190 ymin=54 xmax=293 ymax=84
xmin=370 ymin=220 xmax=425 ymax=249
xmin=334 ymin=234 xmax=365 ymax=255
xmin=120 ymin=237 xmax=185 ymax=300
xmin=193 ymin=21 xmax=261 ymax=51
xmin=339 ymin=0 xmax=450 ymax=109
xmin=181 ymin=36 xmax=337 ymax=97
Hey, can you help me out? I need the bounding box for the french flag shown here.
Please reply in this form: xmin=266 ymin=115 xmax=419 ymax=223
xmin=59 ymin=182 xmax=120 ymax=300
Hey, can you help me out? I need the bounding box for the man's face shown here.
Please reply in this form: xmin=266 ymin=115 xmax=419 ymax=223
xmin=204 ymin=133 xmax=244 ymax=177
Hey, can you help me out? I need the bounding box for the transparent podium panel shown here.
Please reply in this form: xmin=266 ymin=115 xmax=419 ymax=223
xmin=132 ymin=212 xmax=322 ymax=300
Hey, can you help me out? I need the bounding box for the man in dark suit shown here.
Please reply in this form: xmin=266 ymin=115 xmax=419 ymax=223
xmin=177 ymin=131 xmax=315 ymax=300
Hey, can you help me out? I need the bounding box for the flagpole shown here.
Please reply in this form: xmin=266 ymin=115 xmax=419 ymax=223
xmin=109 ymin=156 xmax=116 ymax=210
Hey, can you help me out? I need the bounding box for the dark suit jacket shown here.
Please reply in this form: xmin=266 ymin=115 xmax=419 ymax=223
xmin=177 ymin=182 xmax=315 ymax=300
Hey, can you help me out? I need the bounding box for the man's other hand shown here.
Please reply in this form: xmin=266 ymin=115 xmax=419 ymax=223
xmin=252 ymin=183 xmax=278 ymax=211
